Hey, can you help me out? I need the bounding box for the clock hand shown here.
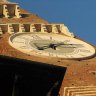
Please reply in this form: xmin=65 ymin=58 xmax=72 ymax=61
xmin=34 ymin=43 xmax=50 ymax=50
xmin=49 ymin=43 xmax=83 ymax=49
xmin=52 ymin=43 xmax=84 ymax=48
xmin=34 ymin=43 xmax=59 ymax=50
xmin=34 ymin=42 xmax=60 ymax=50
xmin=34 ymin=42 xmax=83 ymax=50
xmin=39 ymin=43 xmax=76 ymax=50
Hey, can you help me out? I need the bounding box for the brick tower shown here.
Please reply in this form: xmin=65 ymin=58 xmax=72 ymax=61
xmin=0 ymin=0 xmax=96 ymax=96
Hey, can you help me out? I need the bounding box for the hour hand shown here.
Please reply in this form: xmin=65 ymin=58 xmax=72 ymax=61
xmin=34 ymin=43 xmax=50 ymax=50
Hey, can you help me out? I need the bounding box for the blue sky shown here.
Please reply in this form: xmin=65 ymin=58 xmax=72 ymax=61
xmin=10 ymin=0 xmax=96 ymax=45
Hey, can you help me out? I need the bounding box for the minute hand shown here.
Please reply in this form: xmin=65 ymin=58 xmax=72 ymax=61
xmin=40 ymin=43 xmax=83 ymax=50
xmin=52 ymin=43 xmax=84 ymax=48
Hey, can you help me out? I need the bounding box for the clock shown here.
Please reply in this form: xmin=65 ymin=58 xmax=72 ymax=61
xmin=9 ymin=32 xmax=95 ymax=59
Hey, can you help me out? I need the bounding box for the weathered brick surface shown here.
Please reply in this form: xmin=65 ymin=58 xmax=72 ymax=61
xmin=0 ymin=1 xmax=96 ymax=96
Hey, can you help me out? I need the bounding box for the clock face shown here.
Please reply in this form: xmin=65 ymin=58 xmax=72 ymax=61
xmin=9 ymin=33 xmax=95 ymax=59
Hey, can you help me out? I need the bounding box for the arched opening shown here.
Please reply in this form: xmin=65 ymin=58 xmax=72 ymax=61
xmin=0 ymin=55 xmax=66 ymax=96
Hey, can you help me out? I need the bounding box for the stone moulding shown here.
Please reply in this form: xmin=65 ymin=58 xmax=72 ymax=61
xmin=0 ymin=23 xmax=74 ymax=37
xmin=0 ymin=3 xmax=21 ymax=18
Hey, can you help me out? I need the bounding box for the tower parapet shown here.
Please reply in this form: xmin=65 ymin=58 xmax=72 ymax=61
xmin=0 ymin=23 xmax=74 ymax=37
xmin=0 ymin=0 xmax=74 ymax=37
xmin=0 ymin=0 xmax=21 ymax=18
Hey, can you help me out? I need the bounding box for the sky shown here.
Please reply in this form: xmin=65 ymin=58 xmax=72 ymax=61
xmin=10 ymin=0 xmax=96 ymax=46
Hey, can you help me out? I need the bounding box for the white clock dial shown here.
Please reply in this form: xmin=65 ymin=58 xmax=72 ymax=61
xmin=9 ymin=33 xmax=96 ymax=59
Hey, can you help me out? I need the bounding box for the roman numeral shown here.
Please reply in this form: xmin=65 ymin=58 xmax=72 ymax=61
xmin=20 ymin=46 xmax=30 ymax=49
xmin=13 ymin=41 xmax=24 ymax=43
xmin=79 ymin=49 xmax=91 ymax=53
xmin=30 ymin=35 xmax=42 ymax=40
xmin=17 ymin=37 xmax=30 ymax=41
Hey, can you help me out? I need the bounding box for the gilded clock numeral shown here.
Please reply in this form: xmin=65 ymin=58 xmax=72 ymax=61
xmin=79 ymin=49 xmax=91 ymax=53
xmin=63 ymin=40 xmax=70 ymax=43
xmin=20 ymin=46 xmax=30 ymax=49
xmin=49 ymin=53 xmax=53 ymax=57
xmin=31 ymin=35 xmax=42 ymax=40
xmin=64 ymin=54 xmax=71 ymax=58
xmin=79 ymin=54 xmax=87 ymax=57
xmin=50 ymin=36 xmax=52 ymax=40
xmin=17 ymin=36 xmax=30 ymax=41
xmin=69 ymin=55 xmax=74 ymax=58
xmin=13 ymin=41 xmax=24 ymax=43
xmin=36 ymin=51 xmax=43 ymax=55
